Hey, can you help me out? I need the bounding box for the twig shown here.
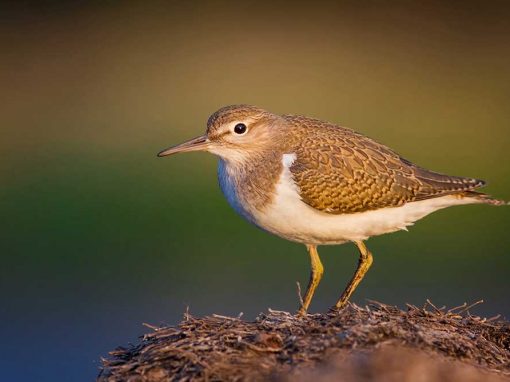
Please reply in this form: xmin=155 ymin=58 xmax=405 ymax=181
xmin=212 ymin=314 xmax=240 ymax=320
xmin=142 ymin=323 xmax=160 ymax=331
xmin=448 ymin=302 xmax=467 ymax=314
xmin=486 ymin=314 xmax=501 ymax=322
xmin=406 ymin=303 xmax=420 ymax=311
xmin=267 ymin=308 xmax=293 ymax=315
xmin=184 ymin=305 xmax=191 ymax=322
xmin=426 ymin=299 xmax=443 ymax=314
xmin=296 ymin=281 xmax=304 ymax=309
xmin=366 ymin=299 xmax=391 ymax=308
xmin=241 ymin=341 xmax=283 ymax=353
xmin=457 ymin=300 xmax=484 ymax=315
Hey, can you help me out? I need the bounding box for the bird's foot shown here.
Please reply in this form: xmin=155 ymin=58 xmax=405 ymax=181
xmin=328 ymin=302 xmax=348 ymax=314
xmin=296 ymin=307 xmax=308 ymax=317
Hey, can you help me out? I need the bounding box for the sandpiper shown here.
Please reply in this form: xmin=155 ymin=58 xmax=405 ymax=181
xmin=158 ymin=105 xmax=507 ymax=315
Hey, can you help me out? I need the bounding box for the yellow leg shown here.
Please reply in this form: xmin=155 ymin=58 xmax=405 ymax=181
xmin=333 ymin=241 xmax=373 ymax=310
xmin=298 ymin=244 xmax=324 ymax=316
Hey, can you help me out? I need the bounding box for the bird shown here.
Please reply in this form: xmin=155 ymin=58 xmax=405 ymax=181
xmin=157 ymin=104 xmax=507 ymax=315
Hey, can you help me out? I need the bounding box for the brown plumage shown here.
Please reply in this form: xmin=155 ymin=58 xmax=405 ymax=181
xmin=285 ymin=114 xmax=493 ymax=214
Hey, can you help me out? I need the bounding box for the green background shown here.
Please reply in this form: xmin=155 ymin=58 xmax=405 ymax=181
xmin=1 ymin=2 xmax=509 ymax=381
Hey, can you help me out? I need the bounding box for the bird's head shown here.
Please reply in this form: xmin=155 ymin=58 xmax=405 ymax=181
xmin=158 ymin=105 xmax=282 ymax=164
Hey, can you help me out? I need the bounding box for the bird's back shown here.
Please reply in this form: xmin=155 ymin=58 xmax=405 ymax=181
xmin=283 ymin=115 xmax=497 ymax=214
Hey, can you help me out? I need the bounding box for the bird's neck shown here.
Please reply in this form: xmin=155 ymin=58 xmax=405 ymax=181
xmin=218 ymin=149 xmax=284 ymax=212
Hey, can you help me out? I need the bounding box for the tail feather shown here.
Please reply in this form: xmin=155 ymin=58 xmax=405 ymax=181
xmin=410 ymin=165 xmax=507 ymax=206
xmin=461 ymin=191 xmax=508 ymax=206
xmin=410 ymin=164 xmax=487 ymax=200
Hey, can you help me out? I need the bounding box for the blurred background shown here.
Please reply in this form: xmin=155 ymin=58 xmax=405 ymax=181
xmin=1 ymin=1 xmax=509 ymax=381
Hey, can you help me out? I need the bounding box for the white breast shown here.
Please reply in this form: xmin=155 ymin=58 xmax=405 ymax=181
xmin=219 ymin=154 xmax=479 ymax=245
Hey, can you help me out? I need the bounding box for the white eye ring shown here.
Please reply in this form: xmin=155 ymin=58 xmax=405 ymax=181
xmin=233 ymin=123 xmax=247 ymax=135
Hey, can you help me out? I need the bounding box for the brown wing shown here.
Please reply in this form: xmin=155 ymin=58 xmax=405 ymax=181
xmin=286 ymin=116 xmax=484 ymax=214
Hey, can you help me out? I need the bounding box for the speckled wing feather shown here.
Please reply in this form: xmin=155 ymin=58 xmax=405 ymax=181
xmin=286 ymin=116 xmax=485 ymax=214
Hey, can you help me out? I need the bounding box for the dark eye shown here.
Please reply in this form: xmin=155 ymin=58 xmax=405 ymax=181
xmin=234 ymin=123 xmax=247 ymax=134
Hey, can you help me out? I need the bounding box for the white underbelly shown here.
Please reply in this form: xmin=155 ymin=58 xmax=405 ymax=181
xmin=218 ymin=156 xmax=478 ymax=245
xmin=254 ymin=192 xmax=475 ymax=245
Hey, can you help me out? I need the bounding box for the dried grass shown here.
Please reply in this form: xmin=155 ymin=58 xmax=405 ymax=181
xmin=99 ymin=301 xmax=510 ymax=381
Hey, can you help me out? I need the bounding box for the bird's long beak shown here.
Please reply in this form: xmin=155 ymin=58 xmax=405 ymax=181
xmin=157 ymin=134 xmax=209 ymax=157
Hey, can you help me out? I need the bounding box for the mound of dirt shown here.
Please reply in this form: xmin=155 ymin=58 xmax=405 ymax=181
xmin=98 ymin=301 xmax=510 ymax=381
